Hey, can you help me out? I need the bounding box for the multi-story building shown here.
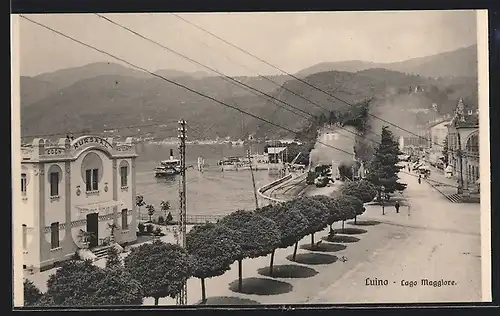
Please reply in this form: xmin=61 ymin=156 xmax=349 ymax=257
xmin=20 ymin=135 xmax=138 ymax=272
xmin=445 ymin=99 xmax=480 ymax=194
xmin=399 ymin=132 xmax=428 ymax=157
xmin=426 ymin=119 xmax=452 ymax=166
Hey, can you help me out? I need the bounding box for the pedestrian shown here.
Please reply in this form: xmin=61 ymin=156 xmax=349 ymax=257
xmin=395 ymin=201 xmax=400 ymax=213
xmin=418 ymin=174 xmax=421 ymax=184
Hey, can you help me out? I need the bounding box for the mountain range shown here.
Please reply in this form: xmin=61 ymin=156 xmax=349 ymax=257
xmin=19 ymin=44 xmax=478 ymax=141
xmin=296 ymin=45 xmax=478 ymax=78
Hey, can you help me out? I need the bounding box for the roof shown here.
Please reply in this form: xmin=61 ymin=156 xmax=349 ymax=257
xmin=267 ymin=147 xmax=287 ymax=154
xmin=448 ymin=114 xmax=479 ymax=129
xmin=427 ymin=119 xmax=452 ymax=129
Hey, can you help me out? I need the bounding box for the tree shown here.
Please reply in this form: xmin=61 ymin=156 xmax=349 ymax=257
xmin=146 ymin=204 xmax=155 ymax=223
xmin=333 ymin=195 xmax=357 ymax=232
xmin=186 ymin=223 xmax=241 ymax=303
xmin=105 ymin=246 xmax=121 ymax=270
xmin=23 ymin=279 xmax=42 ymax=306
xmin=339 ymin=180 xmax=378 ymax=203
xmin=33 ymin=294 xmax=55 ymax=307
xmin=255 ymin=203 xmax=309 ymax=276
xmin=218 ymin=210 xmax=281 ymax=292
xmin=340 ymin=195 xmax=364 ymax=224
xmin=45 ymin=260 xmax=101 ymax=306
xmin=328 ymin=111 xmax=338 ymax=125
xmin=136 ymin=195 xmax=146 ymax=221
xmin=124 ymin=240 xmax=191 ymax=305
xmin=160 ymin=200 xmax=171 ymax=221
xmin=42 ymin=259 xmax=143 ymax=306
xmin=289 ymin=197 xmax=330 ymax=256
xmin=338 ymin=160 xmax=360 ymax=181
xmin=366 ymin=126 xmax=407 ymax=195
xmin=354 ymin=137 xmax=375 ymax=164
xmin=166 ymin=212 xmax=173 ymax=224
xmin=93 ymin=267 xmax=143 ymax=306
xmin=107 ymin=223 xmax=118 ymax=244
xmin=311 ymin=195 xmax=341 ymax=233
xmin=442 ymin=137 xmax=449 ymax=165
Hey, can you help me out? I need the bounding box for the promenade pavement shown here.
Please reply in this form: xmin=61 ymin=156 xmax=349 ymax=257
xmin=308 ymin=172 xmax=482 ymax=304
xmin=26 ymin=129 xmax=484 ymax=305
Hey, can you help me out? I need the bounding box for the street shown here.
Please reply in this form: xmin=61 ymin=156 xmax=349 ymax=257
xmin=307 ymin=171 xmax=482 ymax=303
xmin=26 ymin=131 xmax=483 ymax=305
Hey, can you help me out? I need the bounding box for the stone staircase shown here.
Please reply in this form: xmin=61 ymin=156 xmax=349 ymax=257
xmin=91 ymin=245 xmax=113 ymax=260
xmin=445 ymin=193 xmax=463 ymax=203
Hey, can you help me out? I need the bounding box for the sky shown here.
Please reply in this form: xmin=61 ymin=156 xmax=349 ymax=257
xmin=17 ymin=10 xmax=478 ymax=77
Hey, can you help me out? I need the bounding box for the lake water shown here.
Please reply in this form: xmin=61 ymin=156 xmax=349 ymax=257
xmin=135 ymin=142 xmax=279 ymax=218
xmin=135 ymin=128 xmax=356 ymax=218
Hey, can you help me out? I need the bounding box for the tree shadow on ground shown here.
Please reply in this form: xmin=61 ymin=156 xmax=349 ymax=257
xmin=300 ymin=243 xmax=347 ymax=252
xmin=196 ymin=296 xmax=261 ymax=305
xmin=228 ymin=277 xmax=293 ymax=295
xmin=286 ymin=253 xmax=338 ymax=265
xmin=323 ymin=235 xmax=361 ymax=243
xmin=257 ymin=264 xmax=318 ymax=279
xmin=348 ymin=220 xmax=381 ymax=226
xmin=334 ymin=228 xmax=367 ymax=235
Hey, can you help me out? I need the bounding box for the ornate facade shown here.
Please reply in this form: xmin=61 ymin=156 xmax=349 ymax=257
xmin=20 ymin=135 xmax=138 ymax=271
xmin=445 ymin=99 xmax=480 ymax=194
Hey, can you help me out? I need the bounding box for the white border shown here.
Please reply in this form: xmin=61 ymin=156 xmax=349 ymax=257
xmin=12 ymin=14 xmax=23 ymax=307
xmin=477 ymin=10 xmax=492 ymax=303
xmin=11 ymin=11 xmax=492 ymax=306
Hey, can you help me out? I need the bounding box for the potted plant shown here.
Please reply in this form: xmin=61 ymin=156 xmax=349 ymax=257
xmin=107 ymin=223 xmax=119 ymax=244
xmin=77 ymin=229 xmax=95 ymax=249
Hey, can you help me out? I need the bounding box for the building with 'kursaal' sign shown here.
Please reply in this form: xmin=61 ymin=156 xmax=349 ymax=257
xmin=19 ymin=135 xmax=138 ymax=272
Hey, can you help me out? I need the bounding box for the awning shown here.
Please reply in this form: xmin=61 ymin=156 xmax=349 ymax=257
xmin=76 ymin=200 xmax=124 ymax=215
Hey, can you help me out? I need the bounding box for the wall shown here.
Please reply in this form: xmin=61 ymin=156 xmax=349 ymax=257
xmin=21 ymin=137 xmax=139 ymax=270
xmin=21 ymin=164 xmax=39 ymax=268
xmin=446 ymin=126 xmax=479 ymax=192
xmin=115 ymin=157 xmax=136 ymax=243
xmin=70 ymin=149 xmax=114 ymax=222
xmin=43 ymin=162 xmax=66 ymax=228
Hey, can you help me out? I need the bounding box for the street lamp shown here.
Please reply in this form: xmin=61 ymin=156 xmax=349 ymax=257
xmin=381 ymin=185 xmax=386 ymax=215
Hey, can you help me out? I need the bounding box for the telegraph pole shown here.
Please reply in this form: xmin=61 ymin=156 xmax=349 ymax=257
xmin=176 ymin=119 xmax=188 ymax=305
xmin=246 ymin=136 xmax=258 ymax=209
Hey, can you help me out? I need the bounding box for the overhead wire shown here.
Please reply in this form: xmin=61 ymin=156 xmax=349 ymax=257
xmin=95 ymin=13 xmax=309 ymax=120
xmin=171 ymin=13 xmax=464 ymax=150
xmin=21 ymin=15 xmax=475 ymax=190
xmin=20 ymin=15 xmax=355 ymax=161
xmin=97 ymin=14 xmax=382 ymax=146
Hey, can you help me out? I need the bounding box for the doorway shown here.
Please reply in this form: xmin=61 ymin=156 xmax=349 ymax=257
xmin=86 ymin=213 xmax=99 ymax=248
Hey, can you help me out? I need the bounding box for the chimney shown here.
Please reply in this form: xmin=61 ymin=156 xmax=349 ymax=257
xmin=170 ymin=149 xmax=174 ymax=160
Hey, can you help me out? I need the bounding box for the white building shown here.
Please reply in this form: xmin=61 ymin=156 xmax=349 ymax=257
xmin=426 ymin=119 xmax=452 ymax=166
xmin=20 ymin=135 xmax=138 ymax=272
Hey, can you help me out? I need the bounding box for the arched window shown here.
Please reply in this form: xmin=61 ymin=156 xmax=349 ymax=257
xmin=21 ymin=173 xmax=27 ymax=197
xmin=119 ymin=160 xmax=130 ymax=188
xmin=22 ymin=224 xmax=27 ymax=250
xmin=48 ymin=164 xmax=63 ymax=197
xmin=81 ymin=152 xmax=103 ymax=192
xmin=50 ymin=222 xmax=59 ymax=249
xmin=466 ymin=133 xmax=479 ymax=154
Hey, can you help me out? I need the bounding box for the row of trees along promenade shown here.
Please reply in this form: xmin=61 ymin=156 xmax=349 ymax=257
xmin=24 ymin=100 xmax=408 ymax=306
xmin=24 ymin=179 xmax=380 ymax=306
